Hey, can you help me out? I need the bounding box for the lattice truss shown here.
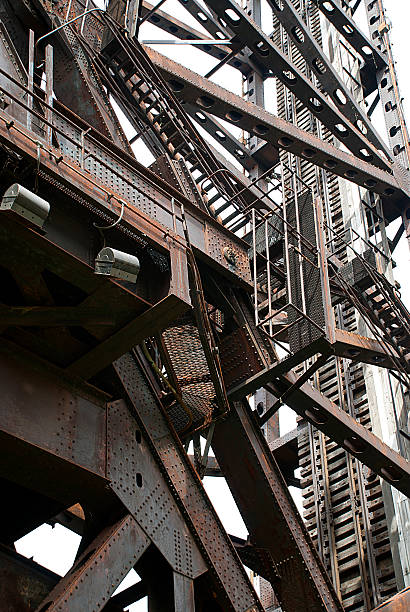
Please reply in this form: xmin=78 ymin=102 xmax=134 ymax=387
xmin=0 ymin=0 xmax=409 ymax=610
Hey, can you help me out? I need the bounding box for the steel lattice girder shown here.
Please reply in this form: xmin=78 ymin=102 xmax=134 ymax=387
xmin=314 ymin=0 xmax=387 ymax=69
xmin=265 ymin=0 xmax=388 ymax=155
xmin=203 ymin=0 xmax=390 ymax=165
xmin=146 ymin=47 xmax=410 ymax=222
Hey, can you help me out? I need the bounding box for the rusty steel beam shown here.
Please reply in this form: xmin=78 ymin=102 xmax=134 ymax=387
xmin=0 ymin=103 xmax=252 ymax=287
xmin=113 ymin=353 xmax=263 ymax=612
xmin=66 ymin=293 xmax=189 ymax=379
xmin=315 ymin=0 xmax=387 ymax=69
xmin=175 ymin=0 xmax=229 ymax=41
xmin=183 ymin=102 xmax=272 ymax=172
xmin=146 ymin=47 xmax=410 ymax=222
xmin=226 ymin=344 xmax=410 ymax=497
xmin=371 ymin=587 xmax=410 ymax=612
xmin=265 ymin=0 xmax=388 ymax=156
xmin=267 ymin=370 xmax=410 ymax=498
xmin=35 ymin=515 xmax=150 ymax=612
xmin=203 ymin=0 xmax=389 ymax=164
xmin=141 ymin=1 xmax=253 ymax=75
xmin=0 ymin=304 xmax=116 ymax=327
xmin=332 ymin=327 xmax=403 ymax=369
xmin=212 ymin=400 xmax=343 ymax=611
xmin=0 ymin=345 xmax=108 ymax=486
xmin=0 ymin=545 xmax=59 ymax=611
xmin=106 ymin=581 xmax=146 ymax=610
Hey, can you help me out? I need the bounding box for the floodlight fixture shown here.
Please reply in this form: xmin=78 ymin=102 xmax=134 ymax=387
xmin=1 ymin=183 xmax=50 ymax=228
xmin=95 ymin=247 xmax=140 ymax=283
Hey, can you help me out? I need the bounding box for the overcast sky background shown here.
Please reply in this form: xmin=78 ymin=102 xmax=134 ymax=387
xmin=14 ymin=2 xmax=410 ymax=610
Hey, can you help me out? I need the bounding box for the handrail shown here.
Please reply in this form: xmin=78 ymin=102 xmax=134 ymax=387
xmin=35 ymin=8 xmax=106 ymax=47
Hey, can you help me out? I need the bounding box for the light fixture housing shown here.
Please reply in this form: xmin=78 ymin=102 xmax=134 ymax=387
xmin=95 ymin=247 xmax=140 ymax=283
xmin=1 ymin=183 xmax=50 ymax=228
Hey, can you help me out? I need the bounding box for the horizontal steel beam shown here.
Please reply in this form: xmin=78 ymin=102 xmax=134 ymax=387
xmin=146 ymin=47 xmax=410 ymax=222
xmin=332 ymin=327 xmax=402 ymax=369
xmin=0 ymin=304 xmax=116 ymax=327
xmin=0 ymin=105 xmax=252 ymax=286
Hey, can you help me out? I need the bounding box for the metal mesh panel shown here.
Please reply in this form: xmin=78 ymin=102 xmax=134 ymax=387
xmin=286 ymin=189 xmax=325 ymax=352
xmin=162 ymin=313 xmax=215 ymax=431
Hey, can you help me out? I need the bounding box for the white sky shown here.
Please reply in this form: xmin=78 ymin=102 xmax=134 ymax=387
xmin=15 ymin=2 xmax=410 ymax=610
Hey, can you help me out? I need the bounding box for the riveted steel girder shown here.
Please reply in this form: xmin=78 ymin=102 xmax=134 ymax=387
xmin=266 ymin=0 xmax=388 ymax=156
xmin=315 ymin=0 xmax=387 ymax=69
xmin=147 ymin=47 xmax=410 ymax=222
xmin=204 ymin=0 xmax=390 ymax=165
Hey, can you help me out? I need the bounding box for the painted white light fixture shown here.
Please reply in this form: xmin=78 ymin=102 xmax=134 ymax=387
xmin=1 ymin=183 xmax=50 ymax=228
xmin=95 ymin=247 xmax=140 ymax=283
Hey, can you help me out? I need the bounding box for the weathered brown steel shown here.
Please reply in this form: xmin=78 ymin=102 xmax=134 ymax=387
xmin=0 ymin=0 xmax=409 ymax=610
xmin=371 ymin=587 xmax=410 ymax=612
xmin=146 ymin=47 xmax=410 ymax=222
xmin=212 ymin=400 xmax=343 ymax=612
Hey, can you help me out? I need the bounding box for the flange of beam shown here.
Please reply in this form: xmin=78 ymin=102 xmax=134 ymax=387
xmin=146 ymin=47 xmax=410 ymax=222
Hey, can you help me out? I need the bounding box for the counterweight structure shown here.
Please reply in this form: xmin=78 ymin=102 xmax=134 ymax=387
xmin=0 ymin=0 xmax=409 ymax=610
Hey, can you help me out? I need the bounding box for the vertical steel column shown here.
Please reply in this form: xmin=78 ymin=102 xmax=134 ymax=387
xmin=174 ymin=572 xmax=195 ymax=612
xmin=365 ymin=0 xmax=410 ymax=252
xmin=45 ymin=44 xmax=53 ymax=146
xmin=27 ymin=30 xmax=34 ymax=131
